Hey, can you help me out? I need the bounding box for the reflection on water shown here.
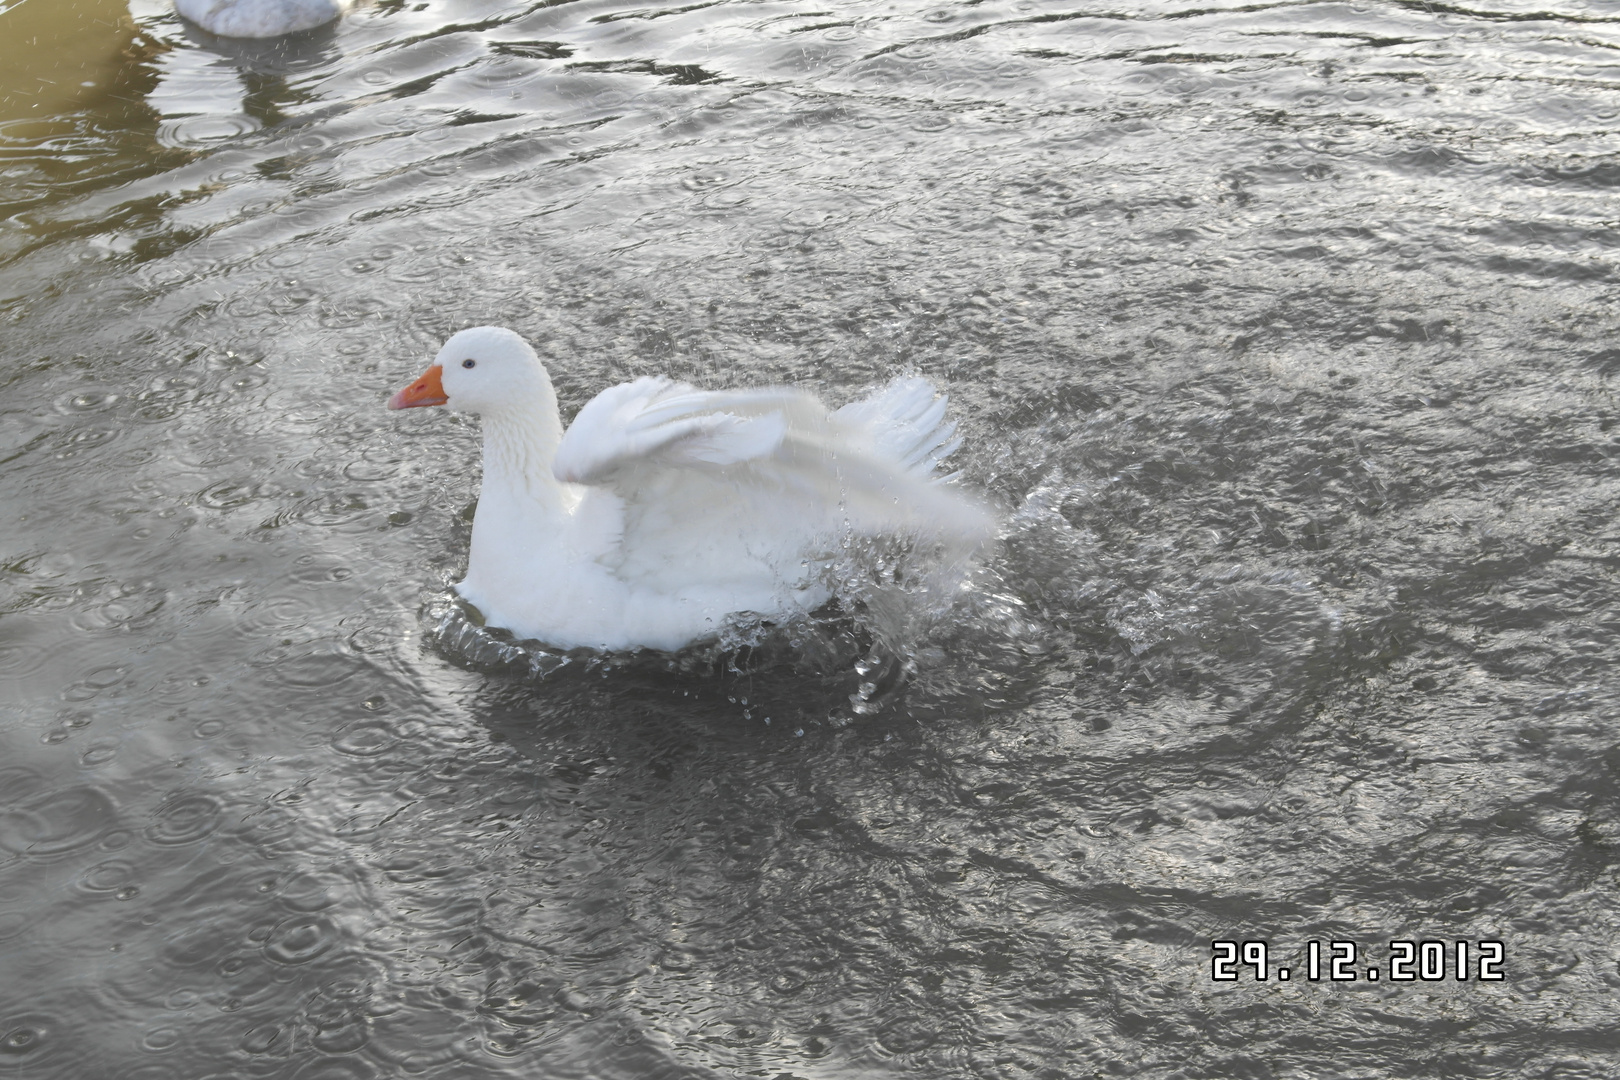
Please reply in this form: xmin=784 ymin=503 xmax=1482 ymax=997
xmin=4 ymin=0 xmax=1620 ymax=1076
xmin=0 ymin=0 xmax=142 ymax=123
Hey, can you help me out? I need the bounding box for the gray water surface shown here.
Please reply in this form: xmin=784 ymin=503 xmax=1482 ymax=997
xmin=3 ymin=0 xmax=1620 ymax=1076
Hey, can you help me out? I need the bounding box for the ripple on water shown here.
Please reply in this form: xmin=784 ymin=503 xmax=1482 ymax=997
xmin=765 ymin=964 xmax=809 ymax=995
xmin=383 ymin=257 xmax=441 ymax=284
xmin=782 ymin=205 xmax=849 ymax=231
xmin=291 ymin=1056 xmax=376 ymax=1080
xmin=230 ymin=592 xmax=319 ymax=639
xmin=151 ymin=665 xmax=212 ymax=704
xmin=466 ymin=55 xmax=541 ymax=89
xmin=278 ymin=870 xmax=355 ymax=913
xmin=289 ymin=559 xmax=355 ymax=586
xmin=76 ymin=859 xmax=137 ymax=895
xmin=368 ymin=1011 xmax=480 ymax=1076
xmin=60 ymin=663 xmax=131 ymax=702
xmin=68 ymin=581 xmax=167 ymax=634
xmin=699 ymin=189 xmax=749 ymax=212
xmin=0 ymin=640 xmax=48 ymax=688
xmin=311 ymin=1019 xmax=368 ymax=1055
xmin=332 ymin=720 xmax=398 ymax=757
xmin=196 ymin=478 xmax=275 ymax=512
xmin=264 ymin=915 xmax=337 ymax=965
xmin=0 ymin=786 xmax=117 ymax=858
xmin=131 ymin=391 xmax=198 ymax=425
xmin=162 ymin=988 xmax=200 ymax=1011
xmin=317 ymin=297 xmax=390 ymax=330
xmin=173 ymin=415 xmax=251 ymax=470
xmin=228 ymin=805 xmax=298 ymax=849
xmin=0 ymin=1013 xmax=54 ymax=1066
xmin=160 ymin=923 xmax=230 ymax=969
xmin=145 ymin=794 xmax=223 ymax=845
xmin=261 ymin=648 xmax=364 ymax=691
xmin=54 ymin=423 xmax=122 ymax=461
xmin=53 ymin=388 xmax=120 ymax=414
xmin=345 ymin=622 xmax=395 ymax=656
xmin=156 ymin=114 xmax=264 ymax=149
xmin=80 ymin=737 xmax=121 ymax=767
xmin=0 ymin=767 xmax=48 ymax=806
xmin=238 ymin=1021 xmax=288 ymax=1056
xmin=263 ymin=249 xmax=307 ymax=272
xmin=265 ymin=493 xmax=377 ymax=531
xmin=215 ymin=953 xmax=285 ymax=1010
xmin=118 ymin=1064 xmax=192 ymax=1080
xmin=341 ymin=458 xmax=399 ymax=483
xmin=874 ymin=1014 xmax=938 ymax=1055
xmin=303 ymin=958 xmax=382 ymax=1056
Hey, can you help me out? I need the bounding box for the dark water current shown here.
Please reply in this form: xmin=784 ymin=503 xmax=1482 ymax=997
xmin=4 ymin=0 xmax=1620 ymax=1075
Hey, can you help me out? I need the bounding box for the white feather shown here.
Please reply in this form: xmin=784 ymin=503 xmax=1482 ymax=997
xmin=393 ymin=327 xmax=994 ymax=652
xmin=174 ymin=0 xmax=349 ymax=37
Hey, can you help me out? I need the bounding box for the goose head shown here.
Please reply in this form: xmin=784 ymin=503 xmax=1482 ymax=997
xmin=388 ymin=326 xmax=552 ymax=417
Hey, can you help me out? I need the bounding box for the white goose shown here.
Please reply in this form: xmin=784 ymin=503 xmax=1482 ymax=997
xmin=388 ymin=327 xmax=993 ymax=653
xmin=174 ymin=0 xmax=350 ymax=37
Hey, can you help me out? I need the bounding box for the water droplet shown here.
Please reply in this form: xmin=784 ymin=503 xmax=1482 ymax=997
xmin=0 ymin=1026 xmax=41 ymax=1055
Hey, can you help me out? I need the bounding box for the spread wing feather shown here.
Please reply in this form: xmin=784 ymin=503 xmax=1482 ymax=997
xmin=553 ymin=377 xmax=815 ymax=484
xmin=551 ymin=375 xmax=993 ymax=589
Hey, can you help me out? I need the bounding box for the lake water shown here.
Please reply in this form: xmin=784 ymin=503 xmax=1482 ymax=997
xmin=3 ymin=0 xmax=1620 ymax=1076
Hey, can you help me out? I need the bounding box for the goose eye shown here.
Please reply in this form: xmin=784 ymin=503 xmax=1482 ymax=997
xmin=462 ymin=359 xmax=476 ymax=369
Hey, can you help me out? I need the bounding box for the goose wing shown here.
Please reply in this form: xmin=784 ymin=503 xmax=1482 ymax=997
xmin=552 ymin=375 xmax=993 ymax=590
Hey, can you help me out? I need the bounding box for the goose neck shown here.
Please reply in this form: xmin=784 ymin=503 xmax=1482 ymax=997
xmin=479 ymin=400 xmax=566 ymax=511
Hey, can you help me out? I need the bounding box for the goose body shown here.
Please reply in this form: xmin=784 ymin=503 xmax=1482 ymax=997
xmin=174 ymin=0 xmax=350 ymax=37
xmin=389 ymin=327 xmax=993 ymax=653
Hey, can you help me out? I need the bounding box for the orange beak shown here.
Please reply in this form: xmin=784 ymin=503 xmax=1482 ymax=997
xmin=388 ymin=365 xmax=448 ymax=410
